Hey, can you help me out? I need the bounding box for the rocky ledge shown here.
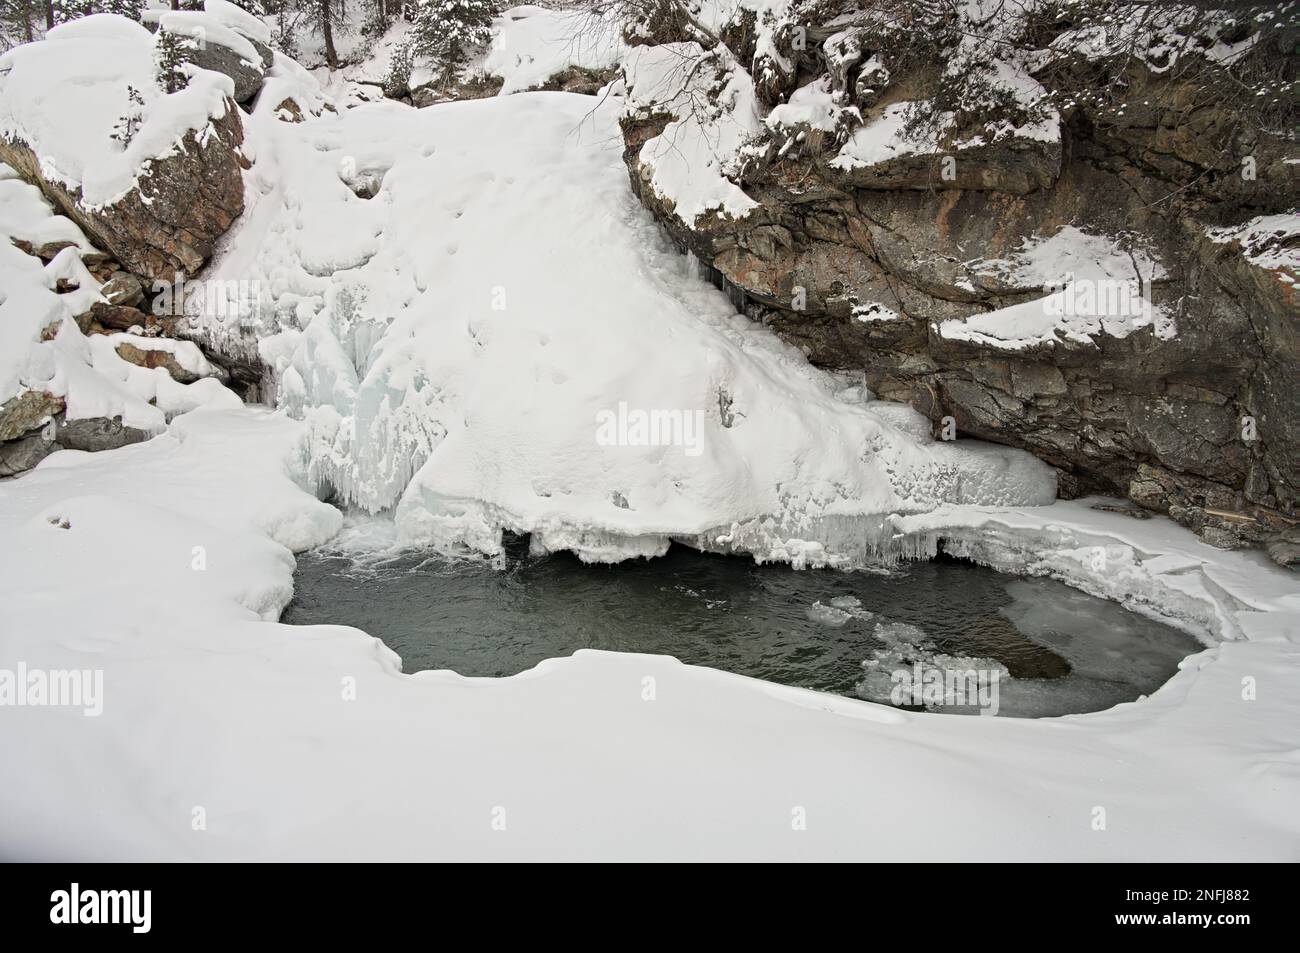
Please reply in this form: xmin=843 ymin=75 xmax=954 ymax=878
xmin=617 ymin=0 xmax=1298 ymax=554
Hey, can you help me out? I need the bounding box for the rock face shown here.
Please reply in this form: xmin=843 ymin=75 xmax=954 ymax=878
xmin=619 ymin=2 xmax=1298 ymax=547
xmin=0 ymin=102 xmax=246 ymax=283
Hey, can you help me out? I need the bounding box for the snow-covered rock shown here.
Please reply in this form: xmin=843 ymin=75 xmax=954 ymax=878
xmin=0 ymin=15 xmax=246 ymax=280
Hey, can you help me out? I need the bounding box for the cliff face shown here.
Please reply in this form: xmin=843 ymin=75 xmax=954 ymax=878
xmin=618 ymin=0 xmax=1298 ymax=551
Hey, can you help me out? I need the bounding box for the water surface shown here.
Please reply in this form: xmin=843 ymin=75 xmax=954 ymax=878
xmin=285 ymin=539 xmax=1202 ymax=718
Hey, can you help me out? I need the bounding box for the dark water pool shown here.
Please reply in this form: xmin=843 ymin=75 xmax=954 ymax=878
xmin=284 ymin=541 xmax=1203 ymax=718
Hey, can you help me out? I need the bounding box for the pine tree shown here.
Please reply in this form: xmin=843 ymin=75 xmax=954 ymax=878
xmin=100 ymin=0 xmax=142 ymax=18
xmin=50 ymin=0 xmax=95 ymax=23
xmin=408 ymin=0 xmax=498 ymax=76
xmin=109 ymin=83 xmax=144 ymax=148
xmin=0 ymin=0 xmax=39 ymax=47
xmin=383 ymin=37 xmax=412 ymax=97
xmin=154 ymin=27 xmax=194 ymax=93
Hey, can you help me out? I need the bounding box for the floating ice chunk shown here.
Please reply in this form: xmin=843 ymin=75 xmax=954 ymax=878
xmin=806 ymin=601 xmax=853 ymax=626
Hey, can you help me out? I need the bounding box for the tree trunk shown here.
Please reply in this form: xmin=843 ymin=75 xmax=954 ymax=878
xmin=321 ymin=0 xmax=338 ymax=69
xmin=45 ymin=0 xmax=53 ymax=30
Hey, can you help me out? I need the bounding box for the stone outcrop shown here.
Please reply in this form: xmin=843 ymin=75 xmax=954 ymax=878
xmin=619 ymin=2 xmax=1298 ymax=549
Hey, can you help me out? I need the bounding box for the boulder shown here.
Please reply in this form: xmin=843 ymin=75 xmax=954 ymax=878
xmin=114 ymin=341 xmax=203 ymax=384
xmin=88 ymin=302 xmax=150 ymax=332
xmin=0 ymin=431 xmax=55 ymax=477
xmin=0 ymin=103 xmax=247 ymax=283
xmin=142 ymin=10 xmax=269 ymax=104
xmin=55 ymin=416 xmax=151 ymax=453
xmin=99 ymin=272 xmax=145 ymax=308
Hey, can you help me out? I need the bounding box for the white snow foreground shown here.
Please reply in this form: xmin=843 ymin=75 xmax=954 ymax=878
xmin=0 ymin=407 xmax=1296 ymax=860
xmin=199 ymin=88 xmax=1054 ymax=564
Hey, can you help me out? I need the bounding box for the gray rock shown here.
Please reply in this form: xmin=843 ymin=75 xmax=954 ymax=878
xmin=56 ymin=417 xmax=151 ymax=453
xmin=148 ymin=22 xmax=266 ymax=104
xmin=99 ymin=272 xmax=145 ymax=308
xmin=0 ymin=431 xmax=55 ymax=477
xmin=88 ymin=302 xmax=149 ymax=331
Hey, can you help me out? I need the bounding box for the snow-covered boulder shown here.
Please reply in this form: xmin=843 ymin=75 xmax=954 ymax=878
xmin=142 ymin=3 xmax=274 ymax=104
xmin=0 ymin=15 xmax=247 ymax=282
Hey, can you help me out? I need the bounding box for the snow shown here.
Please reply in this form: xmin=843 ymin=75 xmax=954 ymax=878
xmin=0 ymin=14 xmax=237 ymax=209
xmin=1 ymin=408 xmax=1296 ymax=859
xmin=940 ymin=226 xmax=1175 ymax=349
xmin=255 ymin=50 xmax=330 ymax=121
xmin=197 ymin=87 xmax=1055 ymax=565
xmin=766 ymin=76 xmax=854 ymax=134
xmin=1206 ymin=213 xmax=1300 ymax=275
xmin=852 ymin=301 xmax=901 ymax=323
xmin=140 ymin=9 xmax=263 ymax=67
xmin=0 ymin=168 xmax=93 ymax=253
xmin=199 ymin=0 xmax=273 ymax=47
xmin=622 ymin=42 xmax=763 ymax=224
xmin=484 ymin=6 xmax=625 ymax=95
xmin=968 ymin=225 xmax=1167 ymax=290
xmin=830 ymin=102 xmax=949 ymax=170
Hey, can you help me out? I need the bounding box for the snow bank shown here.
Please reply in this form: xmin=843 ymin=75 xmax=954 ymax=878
xmin=485 ymin=6 xmax=625 ymax=95
xmin=198 ymin=89 xmax=1055 ymax=564
xmin=939 ymin=226 xmax=1175 ymax=349
xmin=831 ymin=101 xmax=949 ymax=170
xmin=0 ymin=407 xmax=1296 ymax=860
xmin=767 ymin=76 xmax=857 ymax=135
xmin=0 ymin=15 xmax=236 ymax=208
